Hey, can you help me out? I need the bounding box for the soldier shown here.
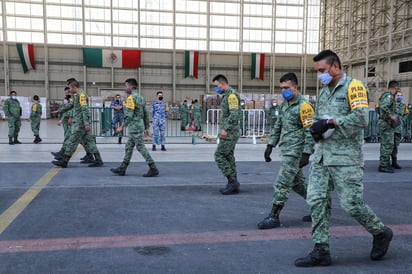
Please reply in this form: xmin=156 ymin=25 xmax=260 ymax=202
xmin=111 ymin=78 xmax=159 ymax=177
xmin=110 ymin=94 xmax=124 ymax=144
xmin=150 ymin=91 xmax=168 ymax=151
xmin=378 ymin=80 xmax=401 ymax=173
xmin=192 ymin=99 xmax=202 ymax=131
xmin=212 ymin=74 xmax=241 ymax=195
xmin=295 ymin=50 xmax=392 ymax=267
xmin=240 ymin=99 xmax=248 ymax=136
xmin=52 ymin=80 xmax=103 ymax=168
xmin=259 ymin=72 xmax=314 ymax=229
xmin=4 ymin=91 xmax=22 ymax=145
xmin=179 ymin=100 xmax=189 ymax=131
xmin=30 ymin=95 xmax=42 ymax=144
xmin=392 ymin=90 xmax=409 ymax=169
xmin=268 ymin=98 xmax=280 ymax=131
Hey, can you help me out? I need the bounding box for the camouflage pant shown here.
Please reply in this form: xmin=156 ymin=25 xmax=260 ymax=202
xmin=272 ymin=155 xmax=307 ymax=206
xmin=379 ymin=124 xmax=395 ymax=167
xmin=62 ymin=124 xmax=91 ymax=154
xmin=214 ymin=129 xmax=240 ymax=179
xmin=181 ymin=114 xmax=189 ymax=130
xmin=64 ymin=126 xmax=99 ymax=157
xmin=152 ymin=119 xmax=166 ymax=145
xmin=8 ymin=116 xmax=21 ymax=137
xmin=194 ymin=113 xmax=201 ymax=128
xmin=122 ymin=131 xmax=154 ymax=167
xmin=307 ymin=162 xmax=385 ymax=244
xmin=391 ymin=132 xmax=402 ymax=160
xmin=31 ymin=117 xmax=41 ymax=135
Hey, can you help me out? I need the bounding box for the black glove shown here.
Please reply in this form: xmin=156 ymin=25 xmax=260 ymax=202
xmin=264 ymin=144 xmax=273 ymax=162
xmin=299 ymin=153 xmax=310 ymax=168
xmin=310 ymin=119 xmax=334 ymax=141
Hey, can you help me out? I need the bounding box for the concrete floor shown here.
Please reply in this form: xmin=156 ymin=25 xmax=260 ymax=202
xmin=0 ymin=119 xmax=411 ymax=273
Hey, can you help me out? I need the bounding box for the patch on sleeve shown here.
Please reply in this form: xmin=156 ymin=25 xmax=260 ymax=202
xmin=125 ymin=95 xmax=135 ymax=110
xmin=228 ymin=94 xmax=239 ymax=110
xmin=348 ymin=80 xmax=369 ymax=110
xmin=32 ymin=104 xmax=37 ymax=112
xmin=300 ymin=102 xmax=314 ymax=127
xmin=79 ymin=93 xmax=88 ymax=107
xmin=404 ymin=106 xmax=410 ymax=115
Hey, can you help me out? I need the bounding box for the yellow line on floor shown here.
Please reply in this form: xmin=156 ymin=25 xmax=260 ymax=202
xmin=0 ymin=148 xmax=82 ymax=235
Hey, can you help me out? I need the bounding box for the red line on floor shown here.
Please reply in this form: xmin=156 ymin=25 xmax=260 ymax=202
xmin=0 ymin=224 xmax=410 ymax=254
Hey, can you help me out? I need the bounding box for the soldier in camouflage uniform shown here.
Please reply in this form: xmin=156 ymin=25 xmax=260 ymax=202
xmin=378 ymin=80 xmax=400 ymax=173
xmin=192 ymin=99 xmax=202 ymax=131
xmin=30 ymin=95 xmax=42 ymax=144
xmin=268 ymin=99 xmax=280 ymax=132
xmin=52 ymin=80 xmax=103 ymax=168
xmin=179 ymin=100 xmax=189 ymax=131
xmin=391 ymin=91 xmax=409 ymax=169
xmin=295 ymin=50 xmax=392 ymax=267
xmin=212 ymin=74 xmax=241 ymax=195
xmin=111 ymin=78 xmax=159 ymax=177
xmin=4 ymin=91 xmax=22 ymax=145
xmin=150 ymin=91 xmax=168 ymax=151
xmin=258 ymin=72 xmax=314 ymax=229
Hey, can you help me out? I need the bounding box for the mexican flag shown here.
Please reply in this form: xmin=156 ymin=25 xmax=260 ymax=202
xmin=83 ymin=48 xmax=141 ymax=68
xmin=185 ymin=50 xmax=199 ymax=78
xmin=251 ymin=53 xmax=265 ymax=80
xmin=16 ymin=43 xmax=35 ymax=73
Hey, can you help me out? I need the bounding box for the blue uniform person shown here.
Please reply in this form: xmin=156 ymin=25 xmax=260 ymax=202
xmin=150 ymin=91 xmax=168 ymax=151
xmin=110 ymin=94 xmax=124 ymax=144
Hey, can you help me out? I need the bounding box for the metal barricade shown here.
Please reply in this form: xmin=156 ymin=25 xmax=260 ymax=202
xmin=206 ymin=109 xmax=266 ymax=140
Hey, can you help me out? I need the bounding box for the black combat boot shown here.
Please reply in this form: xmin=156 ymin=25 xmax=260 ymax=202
xmin=118 ymin=137 xmax=122 ymax=144
xmin=161 ymin=145 xmax=166 ymax=151
xmin=13 ymin=136 xmax=21 ymax=144
xmin=378 ymin=165 xmax=394 ymax=173
xmin=257 ymin=204 xmax=283 ymax=229
xmin=220 ymin=177 xmax=240 ymax=195
xmin=370 ymin=226 xmax=393 ymax=260
xmin=52 ymin=154 xmax=69 ymax=168
xmin=33 ymin=135 xmax=42 ymax=144
xmin=80 ymin=153 xmax=94 ymax=164
xmin=9 ymin=137 xmax=14 ymax=145
xmin=143 ymin=163 xmax=159 ymax=177
xmin=295 ymin=244 xmax=331 ymax=267
xmin=152 ymin=145 xmax=156 ymax=151
xmin=51 ymin=148 xmax=64 ymax=157
xmin=110 ymin=163 xmax=127 ymax=176
xmin=391 ymin=157 xmax=401 ymax=169
xmin=302 ymin=215 xmax=312 ymax=222
xmin=88 ymin=153 xmax=104 ymax=167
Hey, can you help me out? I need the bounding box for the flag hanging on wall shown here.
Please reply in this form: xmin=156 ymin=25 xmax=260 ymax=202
xmin=16 ymin=43 xmax=35 ymax=73
xmin=83 ymin=48 xmax=141 ymax=68
xmin=251 ymin=53 xmax=265 ymax=80
xmin=185 ymin=50 xmax=199 ymax=78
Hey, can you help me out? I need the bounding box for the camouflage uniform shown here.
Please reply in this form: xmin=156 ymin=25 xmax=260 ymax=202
xmin=30 ymin=101 xmax=42 ymax=136
xmin=378 ymin=91 xmax=396 ymax=167
xmin=268 ymin=94 xmax=314 ymax=207
xmin=214 ymin=87 xmax=241 ymax=180
xmin=392 ymin=102 xmax=409 ymax=162
xmin=4 ymin=97 xmax=22 ymax=139
xmin=179 ymin=103 xmax=189 ymax=130
xmin=307 ymin=75 xmax=386 ymax=245
xmin=192 ymin=102 xmax=202 ymax=131
xmin=268 ymin=104 xmax=281 ymax=131
xmin=122 ymin=91 xmax=155 ymax=167
xmin=57 ymin=90 xmax=102 ymax=163
xmin=150 ymin=101 xmax=168 ymax=145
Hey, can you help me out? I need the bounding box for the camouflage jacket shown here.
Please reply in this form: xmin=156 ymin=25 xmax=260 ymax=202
xmin=123 ymin=91 xmax=149 ymax=133
xmin=313 ymin=74 xmax=369 ymax=166
xmin=58 ymin=90 xmax=90 ymax=127
xmin=30 ymin=102 xmax=42 ymax=119
xmin=378 ymin=91 xmax=396 ymax=124
xmin=269 ymin=94 xmax=315 ymax=157
xmin=219 ymin=87 xmax=241 ymax=132
xmin=395 ymin=102 xmax=409 ymax=133
xmin=4 ymin=98 xmax=22 ymax=118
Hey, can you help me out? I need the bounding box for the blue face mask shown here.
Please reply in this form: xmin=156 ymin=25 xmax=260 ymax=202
xmin=282 ymin=89 xmax=294 ymax=101
xmin=214 ymin=86 xmax=224 ymax=95
xmin=124 ymin=88 xmax=132 ymax=94
xmin=318 ymin=72 xmax=333 ymax=85
xmin=397 ymin=96 xmax=403 ymax=103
